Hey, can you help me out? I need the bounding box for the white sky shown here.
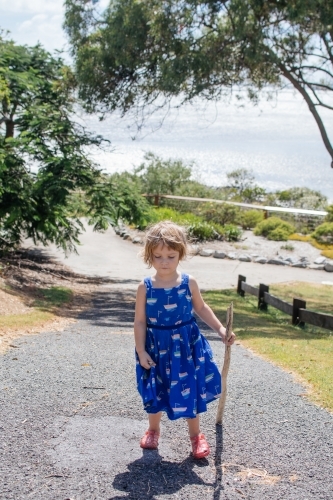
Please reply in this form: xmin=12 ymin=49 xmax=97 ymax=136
xmin=0 ymin=0 xmax=108 ymax=55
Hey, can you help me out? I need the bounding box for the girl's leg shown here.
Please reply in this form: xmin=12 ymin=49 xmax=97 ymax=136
xmin=186 ymin=415 xmax=200 ymax=437
xmin=186 ymin=416 xmax=210 ymax=458
xmin=148 ymin=411 xmax=162 ymax=432
xmin=140 ymin=412 xmax=162 ymax=449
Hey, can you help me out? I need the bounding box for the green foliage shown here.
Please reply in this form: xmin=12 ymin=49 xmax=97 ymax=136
xmin=135 ymin=152 xmax=193 ymax=197
xmin=197 ymin=203 xmax=241 ymax=226
xmin=254 ymin=217 xmax=295 ymax=241
xmin=312 ymin=223 xmax=333 ymax=244
xmin=150 ymin=207 xmax=224 ymax=240
xmin=268 ymin=187 xmax=328 ymax=211
xmin=223 ymin=224 xmax=243 ymax=242
xmin=64 ymin=0 xmax=333 ymax=166
xmin=325 ymin=205 xmax=333 ymax=222
xmin=240 ymin=209 xmax=264 ymax=229
xmin=0 ymin=37 xmax=150 ymax=252
xmin=34 ymin=287 xmax=73 ymax=309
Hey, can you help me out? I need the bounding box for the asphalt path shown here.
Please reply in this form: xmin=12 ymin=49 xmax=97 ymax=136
xmin=35 ymin=225 xmax=332 ymax=290
xmin=1 ymin=227 xmax=332 ymax=499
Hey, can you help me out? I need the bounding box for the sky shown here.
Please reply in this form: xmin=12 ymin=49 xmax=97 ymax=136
xmin=0 ymin=0 xmax=108 ymax=55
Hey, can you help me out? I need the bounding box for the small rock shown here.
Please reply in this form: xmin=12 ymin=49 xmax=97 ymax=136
xmin=213 ymin=251 xmax=226 ymax=259
xmin=267 ymin=258 xmax=289 ymax=266
xmin=314 ymin=257 xmax=327 ymax=265
xmin=291 ymin=262 xmax=308 ymax=268
xmin=238 ymin=254 xmax=252 ymax=262
xmin=254 ymin=257 xmax=267 ymax=264
xmin=284 ymin=257 xmax=298 ymax=264
xmin=132 ymin=237 xmax=142 ymax=244
xmin=227 ymin=252 xmax=238 ymax=260
xmin=299 ymin=256 xmax=308 ymax=262
xmin=122 ymin=233 xmax=131 ymax=240
xmin=309 ymin=264 xmax=325 ymax=270
xmin=324 ymin=261 xmax=333 ymax=272
xmin=199 ymin=249 xmax=213 ymax=257
xmin=190 ymin=245 xmax=200 ymax=255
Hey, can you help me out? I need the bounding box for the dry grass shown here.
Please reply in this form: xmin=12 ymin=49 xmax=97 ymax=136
xmin=203 ymin=283 xmax=333 ymax=412
xmin=289 ymin=233 xmax=333 ymax=259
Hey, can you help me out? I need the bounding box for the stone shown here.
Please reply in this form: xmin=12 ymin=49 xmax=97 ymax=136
xmin=213 ymin=250 xmax=226 ymax=259
xmin=324 ymin=261 xmax=333 ymax=272
xmin=190 ymin=245 xmax=200 ymax=255
xmin=132 ymin=237 xmax=142 ymax=244
xmin=122 ymin=233 xmax=131 ymax=240
xmin=314 ymin=257 xmax=327 ymax=265
xmin=299 ymin=256 xmax=308 ymax=262
xmin=291 ymin=262 xmax=308 ymax=268
xmin=199 ymin=249 xmax=213 ymax=257
xmin=238 ymin=254 xmax=252 ymax=262
xmin=267 ymin=258 xmax=289 ymax=266
xmin=254 ymin=257 xmax=267 ymax=264
xmin=309 ymin=264 xmax=325 ymax=270
xmin=227 ymin=252 xmax=238 ymax=260
xmin=285 ymin=257 xmax=298 ymax=264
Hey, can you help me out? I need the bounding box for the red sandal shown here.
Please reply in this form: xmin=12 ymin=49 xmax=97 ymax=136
xmin=190 ymin=433 xmax=210 ymax=459
xmin=140 ymin=430 xmax=160 ymax=449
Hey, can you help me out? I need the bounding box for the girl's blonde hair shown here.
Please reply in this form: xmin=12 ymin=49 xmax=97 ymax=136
xmin=143 ymin=220 xmax=189 ymax=267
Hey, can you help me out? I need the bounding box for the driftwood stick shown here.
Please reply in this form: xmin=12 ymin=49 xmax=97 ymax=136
xmin=216 ymin=302 xmax=234 ymax=425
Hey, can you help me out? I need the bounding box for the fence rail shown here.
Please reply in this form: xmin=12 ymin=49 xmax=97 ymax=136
xmin=237 ymin=274 xmax=333 ymax=330
xmin=144 ymin=193 xmax=328 ymax=218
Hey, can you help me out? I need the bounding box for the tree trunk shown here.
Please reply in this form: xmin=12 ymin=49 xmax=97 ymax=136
xmin=5 ymin=119 xmax=14 ymax=139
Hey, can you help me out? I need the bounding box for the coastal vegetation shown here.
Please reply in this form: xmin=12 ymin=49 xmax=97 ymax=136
xmin=203 ymin=283 xmax=333 ymax=411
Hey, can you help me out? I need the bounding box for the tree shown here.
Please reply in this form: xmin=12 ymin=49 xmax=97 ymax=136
xmin=64 ymin=0 xmax=333 ymax=168
xmin=226 ymin=168 xmax=266 ymax=203
xmin=0 ymin=36 xmax=149 ymax=252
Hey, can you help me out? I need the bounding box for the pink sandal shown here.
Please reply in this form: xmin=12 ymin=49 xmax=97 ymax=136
xmin=190 ymin=433 xmax=210 ymax=459
xmin=140 ymin=430 xmax=160 ymax=449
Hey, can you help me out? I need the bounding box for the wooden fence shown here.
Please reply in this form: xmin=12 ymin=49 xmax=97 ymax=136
xmin=237 ymin=275 xmax=333 ymax=331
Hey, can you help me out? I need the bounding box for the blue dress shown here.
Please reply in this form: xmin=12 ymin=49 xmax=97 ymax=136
xmin=136 ymin=273 xmax=221 ymax=420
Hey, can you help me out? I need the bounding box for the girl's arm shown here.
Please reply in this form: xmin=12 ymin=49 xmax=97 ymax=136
xmin=189 ymin=276 xmax=236 ymax=345
xmin=134 ymin=282 xmax=156 ymax=369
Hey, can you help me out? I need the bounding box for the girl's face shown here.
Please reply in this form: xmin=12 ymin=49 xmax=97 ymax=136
xmin=151 ymin=243 xmax=180 ymax=276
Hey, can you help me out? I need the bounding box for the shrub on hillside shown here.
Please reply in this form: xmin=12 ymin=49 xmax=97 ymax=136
xmin=311 ymin=222 xmax=333 ymax=244
xmin=254 ymin=217 xmax=295 ymax=241
xmin=187 ymin=221 xmax=224 ymax=241
xmin=325 ymin=205 xmax=333 ymax=222
xmin=240 ymin=210 xmax=264 ymax=229
xmin=224 ymin=224 xmax=243 ymax=241
xmin=198 ymin=203 xmax=241 ymax=226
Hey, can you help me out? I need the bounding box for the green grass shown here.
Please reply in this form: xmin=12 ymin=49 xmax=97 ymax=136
xmin=202 ymin=283 xmax=333 ymax=411
xmin=0 ymin=286 xmax=73 ymax=333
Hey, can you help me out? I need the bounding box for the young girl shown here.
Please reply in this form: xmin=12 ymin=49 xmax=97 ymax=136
xmin=134 ymin=221 xmax=235 ymax=459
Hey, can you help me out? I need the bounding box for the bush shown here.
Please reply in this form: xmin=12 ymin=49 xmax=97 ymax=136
xmin=254 ymin=217 xmax=295 ymax=240
xmin=187 ymin=221 xmax=224 ymax=241
xmin=312 ymin=222 xmax=333 ymax=244
xmin=240 ymin=210 xmax=264 ymax=229
xmin=224 ymin=224 xmax=243 ymax=241
xmin=198 ymin=203 xmax=241 ymax=226
xmin=325 ymin=205 xmax=333 ymax=222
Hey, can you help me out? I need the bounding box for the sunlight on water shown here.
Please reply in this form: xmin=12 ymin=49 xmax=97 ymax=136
xmin=80 ymin=90 xmax=333 ymax=201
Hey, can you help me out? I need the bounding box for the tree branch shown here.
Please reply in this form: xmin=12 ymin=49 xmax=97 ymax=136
xmin=279 ymin=63 xmax=333 ymax=167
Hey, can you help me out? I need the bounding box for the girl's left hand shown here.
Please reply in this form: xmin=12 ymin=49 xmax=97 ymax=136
xmin=218 ymin=328 xmax=236 ymax=345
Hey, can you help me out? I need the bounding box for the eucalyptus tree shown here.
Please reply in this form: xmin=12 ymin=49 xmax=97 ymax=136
xmin=0 ymin=36 xmax=150 ymax=252
xmin=64 ymin=0 xmax=333 ymax=167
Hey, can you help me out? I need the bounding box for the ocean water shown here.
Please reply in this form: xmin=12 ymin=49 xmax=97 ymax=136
xmin=81 ymin=90 xmax=333 ymax=202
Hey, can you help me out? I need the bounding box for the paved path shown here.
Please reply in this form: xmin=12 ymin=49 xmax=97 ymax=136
xmin=1 ymin=228 xmax=332 ymax=499
xmin=1 ymin=289 xmax=333 ymax=499
xmin=34 ymin=225 xmax=332 ymax=290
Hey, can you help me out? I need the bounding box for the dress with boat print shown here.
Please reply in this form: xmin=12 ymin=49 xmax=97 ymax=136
xmin=136 ymin=273 xmax=221 ymax=420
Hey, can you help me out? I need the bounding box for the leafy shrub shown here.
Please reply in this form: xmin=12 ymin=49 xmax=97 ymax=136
xmin=254 ymin=217 xmax=295 ymax=240
xmin=325 ymin=205 xmax=333 ymax=222
xmin=187 ymin=221 xmax=224 ymax=241
xmin=224 ymin=224 xmax=243 ymax=241
xmin=312 ymin=222 xmax=333 ymax=244
xmin=240 ymin=209 xmax=264 ymax=229
xmin=198 ymin=203 xmax=241 ymax=226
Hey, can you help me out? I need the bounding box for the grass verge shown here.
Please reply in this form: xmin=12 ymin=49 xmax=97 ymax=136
xmin=202 ymin=282 xmax=333 ymax=412
xmin=0 ymin=286 xmax=74 ymax=352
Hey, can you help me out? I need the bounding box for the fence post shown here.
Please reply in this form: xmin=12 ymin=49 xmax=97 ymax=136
xmin=154 ymin=194 xmax=160 ymax=206
xmin=292 ymin=298 xmax=306 ymax=327
xmin=258 ymin=284 xmax=269 ymax=310
xmin=237 ymin=275 xmax=246 ymax=297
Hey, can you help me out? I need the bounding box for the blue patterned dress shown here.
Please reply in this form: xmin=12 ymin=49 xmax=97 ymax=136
xmin=136 ymin=273 xmax=221 ymax=420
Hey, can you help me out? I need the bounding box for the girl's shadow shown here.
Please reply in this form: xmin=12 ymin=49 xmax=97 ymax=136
xmin=111 ymin=426 xmax=225 ymax=499
xmin=111 ymin=451 xmax=213 ymax=499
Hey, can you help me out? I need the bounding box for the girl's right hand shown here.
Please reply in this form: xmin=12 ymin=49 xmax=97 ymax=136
xmin=137 ymin=350 xmax=156 ymax=370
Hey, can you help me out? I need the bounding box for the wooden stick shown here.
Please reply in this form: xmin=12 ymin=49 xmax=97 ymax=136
xmin=216 ymin=302 xmax=233 ymax=425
